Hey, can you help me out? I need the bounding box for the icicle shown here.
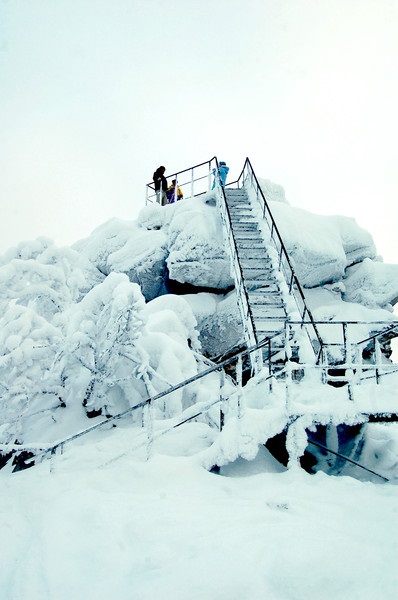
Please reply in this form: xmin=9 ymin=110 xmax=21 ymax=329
xmin=236 ymin=354 xmax=243 ymax=388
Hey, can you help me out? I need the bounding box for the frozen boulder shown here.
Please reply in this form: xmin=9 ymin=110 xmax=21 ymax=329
xmin=344 ymin=258 xmax=398 ymax=309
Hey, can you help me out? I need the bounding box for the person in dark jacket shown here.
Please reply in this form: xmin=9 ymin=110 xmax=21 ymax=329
xmin=153 ymin=166 xmax=168 ymax=206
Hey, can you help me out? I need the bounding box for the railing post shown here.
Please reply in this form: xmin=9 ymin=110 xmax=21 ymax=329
xmin=321 ymin=346 xmax=328 ymax=384
xmin=267 ymin=339 xmax=273 ymax=391
xmin=343 ymin=322 xmax=348 ymax=363
xmin=50 ymin=445 xmax=57 ymax=473
xmin=344 ymin=324 xmax=354 ymax=401
xmin=143 ymin=400 xmax=154 ymax=460
xmin=236 ymin=354 xmax=243 ymax=388
xmin=236 ymin=354 xmax=243 ymax=419
xmin=192 ymin=167 xmax=195 ymax=197
xmin=301 ymin=307 xmax=307 ymax=328
xmin=374 ymin=338 xmax=381 ymax=384
xmin=219 ymin=369 xmax=225 ymax=431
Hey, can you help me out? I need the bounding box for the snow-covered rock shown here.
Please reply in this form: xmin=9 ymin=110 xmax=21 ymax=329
xmin=184 ymin=291 xmax=243 ymax=357
xmin=165 ymin=195 xmax=233 ymax=289
xmin=269 ymin=202 xmax=376 ymax=287
xmin=344 ymin=258 xmax=398 ymax=309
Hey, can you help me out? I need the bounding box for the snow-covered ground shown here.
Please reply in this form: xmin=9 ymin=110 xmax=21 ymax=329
xmin=1 ymin=423 xmax=397 ymax=600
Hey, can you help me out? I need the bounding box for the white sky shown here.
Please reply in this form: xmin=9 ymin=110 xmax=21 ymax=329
xmin=0 ymin=0 xmax=397 ymax=262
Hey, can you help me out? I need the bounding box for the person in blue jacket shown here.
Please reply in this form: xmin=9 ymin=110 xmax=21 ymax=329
xmin=212 ymin=161 xmax=229 ymax=189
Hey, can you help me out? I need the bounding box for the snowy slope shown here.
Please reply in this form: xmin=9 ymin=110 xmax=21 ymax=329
xmin=1 ymin=425 xmax=397 ymax=600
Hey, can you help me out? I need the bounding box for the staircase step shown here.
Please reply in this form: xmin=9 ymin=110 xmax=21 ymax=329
xmin=226 ymin=197 xmax=247 ymax=203
xmin=240 ymin=256 xmax=272 ymax=264
xmin=228 ymin=201 xmax=251 ymax=206
xmin=238 ymin=247 xmax=269 ymax=255
xmin=242 ymin=266 xmax=273 ymax=275
xmin=226 ymin=202 xmax=249 ymax=209
xmin=229 ymin=206 xmax=255 ymax=220
xmin=239 ymin=257 xmax=272 ymax=266
xmin=242 ymin=269 xmax=274 ymax=277
xmin=225 ymin=190 xmax=246 ymax=196
xmin=251 ymin=306 xmax=287 ymax=318
xmin=245 ymin=279 xmax=279 ymax=289
xmin=231 ymin=222 xmax=258 ymax=229
xmin=229 ymin=215 xmax=254 ymax=222
xmin=228 ymin=207 xmax=253 ymax=214
xmin=248 ymin=295 xmax=284 ymax=306
xmin=238 ymin=242 xmax=266 ymax=250
xmin=255 ymin=321 xmax=287 ymax=334
xmin=231 ymin=225 xmax=258 ymax=232
xmin=227 ymin=202 xmax=252 ymax=209
xmin=233 ymin=233 xmax=261 ymax=241
xmin=246 ymin=283 xmax=281 ymax=296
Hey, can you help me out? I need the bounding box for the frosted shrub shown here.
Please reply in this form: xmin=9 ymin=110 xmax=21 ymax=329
xmin=59 ymin=273 xmax=149 ymax=417
xmin=0 ymin=304 xmax=63 ymax=443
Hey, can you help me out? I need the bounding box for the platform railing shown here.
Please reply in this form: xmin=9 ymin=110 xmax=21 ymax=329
xmin=146 ymin=157 xmax=218 ymax=205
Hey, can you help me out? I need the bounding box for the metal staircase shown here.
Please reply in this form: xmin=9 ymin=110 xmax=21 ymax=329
xmin=224 ymin=188 xmax=290 ymax=363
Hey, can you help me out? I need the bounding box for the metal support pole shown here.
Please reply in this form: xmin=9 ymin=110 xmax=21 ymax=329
xmin=321 ymin=346 xmax=328 ymax=384
xmin=143 ymin=400 xmax=153 ymax=460
xmin=268 ymin=339 xmax=273 ymax=392
xmin=219 ymin=369 xmax=225 ymax=431
xmin=50 ymin=446 xmax=57 ymax=473
xmin=343 ymin=322 xmax=348 ymax=363
xmin=374 ymin=338 xmax=381 ymax=384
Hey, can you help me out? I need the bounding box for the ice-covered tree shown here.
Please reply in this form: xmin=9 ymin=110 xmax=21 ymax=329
xmin=0 ymin=304 xmax=63 ymax=444
xmin=0 ymin=237 xmax=103 ymax=321
xmin=58 ymin=273 xmax=151 ymax=417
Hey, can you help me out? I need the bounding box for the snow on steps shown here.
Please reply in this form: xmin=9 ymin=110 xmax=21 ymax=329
xmin=224 ymin=187 xmax=291 ymax=359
